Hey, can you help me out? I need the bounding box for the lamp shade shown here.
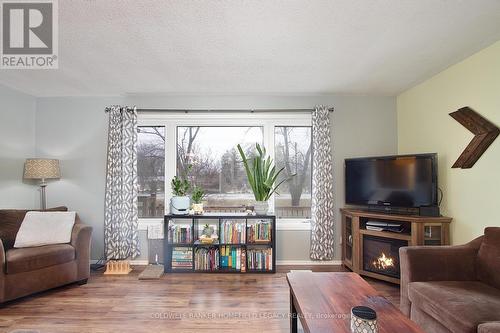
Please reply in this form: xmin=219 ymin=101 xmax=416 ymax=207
xmin=24 ymin=159 xmax=61 ymax=180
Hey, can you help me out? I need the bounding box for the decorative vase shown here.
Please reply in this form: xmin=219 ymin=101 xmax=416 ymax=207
xmin=170 ymin=196 xmax=190 ymax=215
xmin=192 ymin=203 xmax=204 ymax=215
xmin=350 ymin=306 xmax=377 ymax=333
xmin=253 ymin=201 xmax=269 ymax=215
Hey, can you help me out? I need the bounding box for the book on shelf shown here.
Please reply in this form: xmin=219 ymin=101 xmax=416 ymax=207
xmin=168 ymin=224 xmax=192 ymax=243
xmin=194 ymin=247 xmax=219 ymax=271
xmin=220 ymin=245 xmax=245 ymax=271
xmin=220 ymin=220 xmax=246 ymax=244
xmin=247 ymin=248 xmax=272 ymax=271
xmin=171 ymin=247 xmax=192 ymax=270
xmin=247 ymin=220 xmax=272 ymax=243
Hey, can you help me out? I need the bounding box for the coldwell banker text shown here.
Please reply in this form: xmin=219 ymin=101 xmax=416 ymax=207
xmin=1 ymin=0 xmax=58 ymax=69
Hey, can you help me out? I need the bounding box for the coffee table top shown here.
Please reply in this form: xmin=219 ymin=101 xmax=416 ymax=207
xmin=286 ymin=272 xmax=424 ymax=333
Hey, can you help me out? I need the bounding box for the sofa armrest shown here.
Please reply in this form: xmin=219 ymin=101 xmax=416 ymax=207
xmin=399 ymin=236 xmax=482 ymax=317
xmin=479 ymin=322 xmax=500 ymax=333
xmin=0 ymin=240 xmax=5 ymax=302
xmin=71 ymin=217 xmax=93 ymax=281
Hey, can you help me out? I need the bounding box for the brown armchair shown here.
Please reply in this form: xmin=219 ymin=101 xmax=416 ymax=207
xmin=400 ymin=227 xmax=500 ymax=333
xmin=0 ymin=207 xmax=92 ymax=303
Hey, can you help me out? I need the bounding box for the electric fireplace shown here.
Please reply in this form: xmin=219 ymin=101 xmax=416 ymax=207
xmin=363 ymin=235 xmax=408 ymax=279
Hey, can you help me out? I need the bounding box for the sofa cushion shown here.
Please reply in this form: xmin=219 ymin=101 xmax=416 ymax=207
xmin=6 ymin=244 xmax=75 ymax=274
xmin=409 ymin=281 xmax=500 ymax=333
xmin=0 ymin=210 xmax=27 ymax=250
xmin=477 ymin=227 xmax=500 ymax=289
xmin=0 ymin=207 xmax=68 ymax=250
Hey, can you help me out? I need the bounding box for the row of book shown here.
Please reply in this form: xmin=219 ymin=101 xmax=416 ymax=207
xmin=168 ymin=224 xmax=192 ymax=243
xmin=247 ymin=248 xmax=273 ymax=271
xmin=220 ymin=221 xmax=246 ymax=244
xmin=168 ymin=220 xmax=273 ymax=244
xmin=171 ymin=246 xmax=273 ymax=271
xmin=171 ymin=247 xmax=192 ymax=270
xmin=194 ymin=248 xmax=219 ymax=271
xmin=220 ymin=246 xmax=245 ymax=271
xmin=247 ymin=220 xmax=272 ymax=243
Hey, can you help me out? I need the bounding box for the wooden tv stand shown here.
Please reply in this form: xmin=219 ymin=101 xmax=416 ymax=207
xmin=340 ymin=208 xmax=452 ymax=284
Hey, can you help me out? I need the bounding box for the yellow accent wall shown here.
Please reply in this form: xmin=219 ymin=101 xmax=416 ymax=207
xmin=397 ymin=40 xmax=500 ymax=245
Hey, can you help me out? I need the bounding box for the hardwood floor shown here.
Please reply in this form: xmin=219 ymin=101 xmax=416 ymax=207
xmin=0 ymin=266 xmax=399 ymax=333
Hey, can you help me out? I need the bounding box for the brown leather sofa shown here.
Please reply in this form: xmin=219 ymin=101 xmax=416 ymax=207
xmin=0 ymin=207 xmax=92 ymax=303
xmin=400 ymin=227 xmax=500 ymax=333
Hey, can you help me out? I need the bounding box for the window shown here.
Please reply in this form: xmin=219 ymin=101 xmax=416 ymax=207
xmin=274 ymin=127 xmax=312 ymax=219
xmin=137 ymin=112 xmax=312 ymax=224
xmin=177 ymin=126 xmax=263 ymax=211
xmin=137 ymin=126 xmax=165 ymax=218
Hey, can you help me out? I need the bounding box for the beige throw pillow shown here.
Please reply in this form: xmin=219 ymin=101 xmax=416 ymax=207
xmin=14 ymin=211 xmax=76 ymax=248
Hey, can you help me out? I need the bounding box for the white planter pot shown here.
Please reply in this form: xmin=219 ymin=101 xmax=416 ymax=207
xmin=170 ymin=196 xmax=190 ymax=215
xmin=253 ymin=201 xmax=269 ymax=215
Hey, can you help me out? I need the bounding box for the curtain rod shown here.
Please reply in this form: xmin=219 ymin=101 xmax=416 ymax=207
xmin=105 ymin=107 xmax=334 ymax=113
xmin=134 ymin=108 xmax=334 ymax=113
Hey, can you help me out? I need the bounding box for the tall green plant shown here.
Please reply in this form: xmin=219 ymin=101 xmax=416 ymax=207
xmin=237 ymin=143 xmax=287 ymax=201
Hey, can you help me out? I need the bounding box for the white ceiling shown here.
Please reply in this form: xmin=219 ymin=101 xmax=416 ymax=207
xmin=1 ymin=0 xmax=500 ymax=97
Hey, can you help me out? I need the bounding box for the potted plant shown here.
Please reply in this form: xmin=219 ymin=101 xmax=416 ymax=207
xmin=170 ymin=176 xmax=190 ymax=215
xmin=202 ymin=223 xmax=214 ymax=237
xmin=191 ymin=185 xmax=205 ymax=215
xmin=199 ymin=223 xmax=218 ymax=244
xmin=237 ymin=143 xmax=287 ymax=215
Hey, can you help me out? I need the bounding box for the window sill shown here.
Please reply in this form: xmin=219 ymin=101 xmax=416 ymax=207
xmin=138 ymin=218 xmax=311 ymax=231
xmin=276 ymin=219 xmax=312 ymax=231
xmin=138 ymin=218 xmax=163 ymax=231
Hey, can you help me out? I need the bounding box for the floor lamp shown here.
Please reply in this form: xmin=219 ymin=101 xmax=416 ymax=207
xmin=24 ymin=158 xmax=61 ymax=210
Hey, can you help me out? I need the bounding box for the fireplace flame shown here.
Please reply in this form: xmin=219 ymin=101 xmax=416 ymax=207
xmin=373 ymin=252 xmax=394 ymax=270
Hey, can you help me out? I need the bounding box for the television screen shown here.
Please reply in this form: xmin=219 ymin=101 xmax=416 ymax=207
xmin=345 ymin=154 xmax=437 ymax=208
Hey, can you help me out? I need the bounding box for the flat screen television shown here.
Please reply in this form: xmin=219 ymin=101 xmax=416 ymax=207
xmin=345 ymin=153 xmax=438 ymax=208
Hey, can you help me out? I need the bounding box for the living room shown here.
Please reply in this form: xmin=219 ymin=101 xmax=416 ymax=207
xmin=0 ymin=1 xmax=499 ymax=333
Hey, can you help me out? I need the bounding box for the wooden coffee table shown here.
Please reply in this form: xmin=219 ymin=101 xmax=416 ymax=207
xmin=286 ymin=272 xmax=424 ymax=333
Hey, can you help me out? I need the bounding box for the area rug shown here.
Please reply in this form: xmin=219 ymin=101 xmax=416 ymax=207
xmin=138 ymin=264 xmax=164 ymax=280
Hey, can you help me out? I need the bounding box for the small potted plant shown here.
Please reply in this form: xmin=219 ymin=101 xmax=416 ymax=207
xmin=237 ymin=143 xmax=288 ymax=215
xmin=202 ymin=223 xmax=214 ymax=237
xmin=199 ymin=223 xmax=218 ymax=244
xmin=191 ymin=185 xmax=205 ymax=215
xmin=170 ymin=176 xmax=190 ymax=215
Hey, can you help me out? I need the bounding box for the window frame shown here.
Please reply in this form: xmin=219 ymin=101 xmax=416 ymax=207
xmin=137 ymin=111 xmax=312 ymax=231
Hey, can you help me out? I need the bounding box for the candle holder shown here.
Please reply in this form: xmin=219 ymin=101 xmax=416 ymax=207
xmin=351 ymin=306 xmax=377 ymax=333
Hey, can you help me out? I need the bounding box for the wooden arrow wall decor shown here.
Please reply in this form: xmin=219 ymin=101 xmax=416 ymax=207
xmin=449 ymin=106 xmax=499 ymax=169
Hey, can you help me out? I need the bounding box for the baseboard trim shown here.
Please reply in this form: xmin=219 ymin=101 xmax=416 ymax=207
xmin=276 ymin=260 xmax=342 ymax=265
xmin=90 ymin=259 xmax=150 ymax=265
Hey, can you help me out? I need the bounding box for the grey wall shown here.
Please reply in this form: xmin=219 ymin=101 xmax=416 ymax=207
xmin=0 ymin=84 xmax=37 ymax=209
xmin=33 ymin=94 xmax=397 ymax=261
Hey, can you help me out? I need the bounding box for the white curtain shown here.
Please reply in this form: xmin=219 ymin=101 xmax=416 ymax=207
xmin=104 ymin=105 xmax=140 ymax=260
xmin=310 ymin=105 xmax=335 ymax=260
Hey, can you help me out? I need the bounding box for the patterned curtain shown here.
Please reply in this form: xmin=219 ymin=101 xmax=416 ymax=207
xmin=104 ymin=106 xmax=140 ymax=260
xmin=310 ymin=105 xmax=335 ymax=260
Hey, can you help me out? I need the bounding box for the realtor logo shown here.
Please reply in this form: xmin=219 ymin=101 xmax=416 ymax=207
xmin=1 ymin=0 xmax=58 ymax=69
